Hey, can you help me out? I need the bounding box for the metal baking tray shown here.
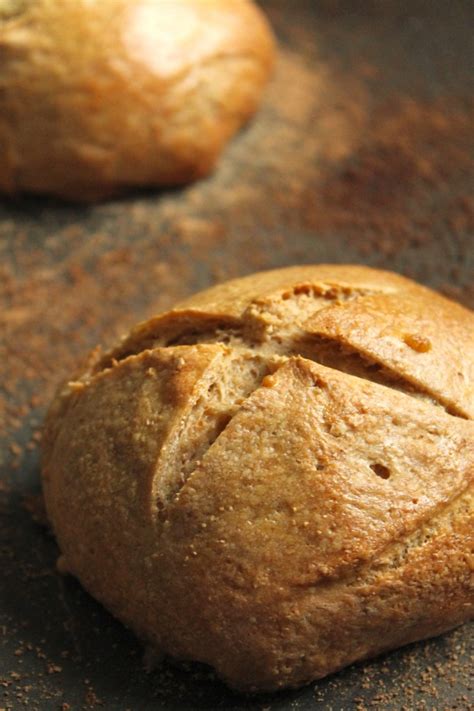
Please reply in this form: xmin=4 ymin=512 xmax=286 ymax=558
xmin=1 ymin=1 xmax=472 ymax=708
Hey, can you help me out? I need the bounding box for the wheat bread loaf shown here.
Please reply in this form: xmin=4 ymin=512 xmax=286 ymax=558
xmin=0 ymin=0 xmax=274 ymax=201
xmin=42 ymin=265 xmax=474 ymax=691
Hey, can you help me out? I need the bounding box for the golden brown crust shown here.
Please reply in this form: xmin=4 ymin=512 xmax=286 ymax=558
xmin=0 ymin=0 xmax=275 ymax=201
xmin=42 ymin=264 xmax=474 ymax=691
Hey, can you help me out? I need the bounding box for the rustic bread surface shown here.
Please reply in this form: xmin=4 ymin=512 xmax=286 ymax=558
xmin=42 ymin=265 xmax=474 ymax=691
xmin=0 ymin=0 xmax=274 ymax=200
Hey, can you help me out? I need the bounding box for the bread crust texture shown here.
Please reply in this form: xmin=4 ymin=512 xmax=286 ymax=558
xmin=42 ymin=265 xmax=474 ymax=692
xmin=0 ymin=0 xmax=275 ymax=201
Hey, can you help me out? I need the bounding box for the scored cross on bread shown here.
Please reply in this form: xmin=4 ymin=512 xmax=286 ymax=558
xmin=42 ymin=265 xmax=474 ymax=692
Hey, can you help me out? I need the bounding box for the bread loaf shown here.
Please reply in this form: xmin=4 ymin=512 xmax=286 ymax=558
xmin=0 ymin=0 xmax=274 ymax=201
xmin=42 ymin=265 xmax=474 ymax=692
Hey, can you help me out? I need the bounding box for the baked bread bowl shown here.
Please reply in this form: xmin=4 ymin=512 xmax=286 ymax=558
xmin=42 ymin=265 xmax=474 ymax=692
xmin=0 ymin=0 xmax=274 ymax=201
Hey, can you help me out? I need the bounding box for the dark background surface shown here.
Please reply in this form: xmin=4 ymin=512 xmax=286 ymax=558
xmin=1 ymin=1 xmax=473 ymax=709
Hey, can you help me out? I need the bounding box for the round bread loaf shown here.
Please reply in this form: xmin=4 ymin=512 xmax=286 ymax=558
xmin=0 ymin=0 xmax=274 ymax=201
xmin=42 ymin=265 xmax=474 ymax=692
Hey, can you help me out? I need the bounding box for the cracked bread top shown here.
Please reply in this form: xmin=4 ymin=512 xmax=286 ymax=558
xmin=41 ymin=264 xmax=474 ymax=691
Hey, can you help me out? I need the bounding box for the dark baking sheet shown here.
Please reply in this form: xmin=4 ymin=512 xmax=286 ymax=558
xmin=1 ymin=1 xmax=473 ymax=709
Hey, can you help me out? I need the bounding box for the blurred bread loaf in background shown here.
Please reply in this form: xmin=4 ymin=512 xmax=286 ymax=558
xmin=0 ymin=0 xmax=275 ymax=201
